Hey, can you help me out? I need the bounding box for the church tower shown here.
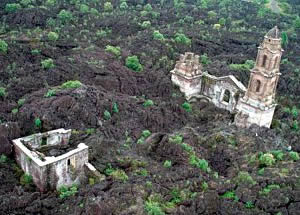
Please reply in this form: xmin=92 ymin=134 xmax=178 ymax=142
xmin=235 ymin=26 xmax=283 ymax=128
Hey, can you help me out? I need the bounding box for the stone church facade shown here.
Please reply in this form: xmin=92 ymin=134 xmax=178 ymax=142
xmin=170 ymin=26 xmax=283 ymax=128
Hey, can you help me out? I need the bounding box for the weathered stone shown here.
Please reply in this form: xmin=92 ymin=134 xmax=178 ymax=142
xmin=12 ymin=128 xmax=97 ymax=191
xmin=170 ymin=27 xmax=283 ymax=129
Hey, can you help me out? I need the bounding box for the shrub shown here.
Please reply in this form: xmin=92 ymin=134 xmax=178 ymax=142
xmin=144 ymin=200 xmax=165 ymax=215
xmin=58 ymin=10 xmax=73 ymax=24
xmin=221 ymin=191 xmax=239 ymax=201
xmin=79 ymin=4 xmax=89 ymax=13
xmin=163 ymin=160 xmax=172 ymax=168
xmin=189 ymin=155 xmax=209 ymax=172
xmin=174 ymin=33 xmax=191 ymax=46
xmin=126 ymin=56 xmax=143 ymax=72
xmin=44 ymin=89 xmax=56 ymax=97
xmin=0 ymin=40 xmax=8 ymax=54
xmin=20 ymin=0 xmax=32 ymax=7
xmin=12 ymin=108 xmax=18 ymax=114
xmin=104 ymin=110 xmax=111 ymax=120
xmin=105 ymin=45 xmax=121 ymax=57
xmin=31 ymin=49 xmax=40 ymax=55
xmin=0 ymin=154 xmax=8 ymax=163
xmin=20 ymin=173 xmax=33 ymax=185
xmin=169 ymin=135 xmax=183 ymax=144
xmin=48 ymin=32 xmax=59 ymax=41
xmin=201 ymin=182 xmax=208 ymax=191
xmin=291 ymin=106 xmax=298 ymax=118
xmin=0 ymin=87 xmax=6 ymax=98
xmin=105 ymin=166 xmax=128 ymax=182
xmin=200 ymin=53 xmax=211 ymax=65
xmin=182 ymin=102 xmax=192 ymax=112
xmin=35 ymin=118 xmax=42 ymax=128
xmin=245 ymin=201 xmax=255 ymax=209
xmin=120 ymin=1 xmax=128 ymax=10
xmin=104 ymin=2 xmax=113 ymax=12
xmin=270 ymin=150 xmax=284 ymax=161
xmin=234 ymin=171 xmax=256 ymax=185
xmin=61 ymin=80 xmax=82 ymax=89
xmin=46 ymin=0 xmax=56 ymax=6
xmin=17 ymin=98 xmax=26 ymax=107
xmin=41 ymin=58 xmax=55 ymax=69
xmin=289 ymin=151 xmax=300 ymax=161
xmin=142 ymin=130 xmax=151 ymax=138
xmin=143 ymin=99 xmax=154 ymax=107
xmin=259 ymin=153 xmax=275 ymax=167
xmin=153 ymin=30 xmax=165 ymax=41
xmin=112 ymin=102 xmax=119 ymax=113
xmin=141 ymin=21 xmax=151 ymax=29
xmin=58 ymin=184 xmax=78 ymax=199
xmin=5 ymin=3 xmax=21 ymax=13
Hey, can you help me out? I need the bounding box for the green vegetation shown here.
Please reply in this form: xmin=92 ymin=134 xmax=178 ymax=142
xmin=182 ymin=102 xmax=192 ymax=112
xmin=153 ymin=30 xmax=165 ymax=41
xmin=126 ymin=56 xmax=143 ymax=72
xmin=0 ymin=40 xmax=8 ymax=54
xmin=169 ymin=134 xmax=183 ymax=144
xmin=259 ymin=153 xmax=276 ymax=167
xmin=61 ymin=80 xmax=82 ymax=89
xmin=58 ymin=184 xmax=78 ymax=199
xmin=105 ymin=45 xmax=121 ymax=57
xmin=229 ymin=60 xmax=255 ymax=71
xmin=41 ymin=58 xmax=55 ymax=69
xmin=20 ymin=173 xmax=33 ymax=185
xmin=259 ymin=184 xmax=280 ymax=196
xmin=163 ymin=160 xmax=172 ymax=168
xmin=104 ymin=110 xmax=111 ymax=120
xmin=0 ymin=154 xmax=8 ymax=163
xmin=221 ymin=191 xmax=239 ymax=201
xmin=58 ymin=10 xmax=73 ymax=24
xmin=143 ymin=99 xmax=154 ymax=107
xmin=189 ymin=154 xmax=209 ymax=172
xmin=35 ymin=118 xmax=42 ymax=128
xmin=104 ymin=164 xmax=128 ymax=182
xmin=48 ymin=32 xmax=59 ymax=41
xmin=5 ymin=3 xmax=21 ymax=13
xmin=112 ymin=102 xmax=119 ymax=113
xmin=289 ymin=151 xmax=300 ymax=161
xmin=144 ymin=200 xmax=165 ymax=215
xmin=174 ymin=33 xmax=191 ymax=46
xmin=0 ymin=87 xmax=6 ymax=98
xmin=44 ymin=89 xmax=56 ymax=98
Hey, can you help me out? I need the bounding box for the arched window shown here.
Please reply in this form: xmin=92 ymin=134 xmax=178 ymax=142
xmin=255 ymin=79 xmax=261 ymax=92
xmin=262 ymin=55 xmax=268 ymax=68
xmin=273 ymin=56 xmax=279 ymax=69
xmin=223 ymin=89 xmax=230 ymax=103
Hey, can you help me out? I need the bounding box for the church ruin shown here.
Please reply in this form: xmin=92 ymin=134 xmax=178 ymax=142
xmin=171 ymin=26 xmax=283 ymax=128
xmin=13 ymin=128 xmax=99 ymax=191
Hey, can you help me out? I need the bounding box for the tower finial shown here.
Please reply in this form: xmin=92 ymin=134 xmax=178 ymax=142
xmin=265 ymin=26 xmax=280 ymax=39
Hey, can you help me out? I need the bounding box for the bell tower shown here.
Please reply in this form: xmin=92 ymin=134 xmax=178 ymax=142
xmin=235 ymin=26 xmax=283 ymax=128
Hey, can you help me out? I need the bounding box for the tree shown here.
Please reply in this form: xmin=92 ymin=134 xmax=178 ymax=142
xmin=58 ymin=10 xmax=73 ymax=24
xmin=120 ymin=2 xmax=128 ymax=11
xmin=126 ymin=56 xmax=143 ymax=72
xmin=104 ymin=2 xmax=113 ymax=12
xmin=0 ymin=40 xmax=8 ymax=54
xmin=294 ymin=16 xmax=300 ymax=29
xmin=281 ymin=32 xmax=288 ymax=48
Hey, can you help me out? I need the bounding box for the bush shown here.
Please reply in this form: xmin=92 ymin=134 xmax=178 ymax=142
xmin=104 ymin=110 xmax=111 ymax=120
xmin=58 ymin=184 xmax=78 ymax=199
xmin=189 ymin=155 xmax=209 ymax=172
xmin=61 ymin=80 xmax=82 ymax=89
xmin=5 ymin=3 xmax=21 ymax=13
xmin=174 ymin=33 xmax=191 ymax=46
xmin=0 ymin=40 xmax=8 ymax=54
xmin=120 ymin=1 xmax=128 ymax=10
xmin=58 ymin=10 xmax=73 ymax=24
xmin=41 ymin=58 xmax=55 ymax=69
xmin=200 ymin=53 xmax=211 ymax=65
xmin=143 ymin=99 xmax=154 ymax=107
xmin=259 ymin=153 xmax=275 ymax=167
xmin=234 ymin=171 xmax=256 ymax=185
xmin=20 ymin=0 xmax=32 ymax=7
xmin=142 ymin=130 xmax=151 ymax=138
xmin=0 ymin=154 xmax=8 ymax=163
xmin=153 ymin=30 xmax=165 ymax=41
xmin=112 ymin=102 xmax=119 ymax=113
xmin=79 ymin=4 xmax=89 ymax=13
xmin=105 ymin=45 xmax=121 ymax=57
xmin=144 ymin=200 xmax=165 ymax=215
xmin=48 ymin=32 xmax=59 ymax=41
xmin=104 ymin=2 xmax=113 ymax=12
xmin=44 ymin=89 xmax=56 ymax=97
xmin=163 ymin=160 xmax=172 ymax=168
xmin=289 ymin=151 xmax=300 ymax=161
xmin=0 ymin=87 xmax=6 ymax=98
xmin=126 ymin=56 xmax=143 ymax=72
xmin=35 ymin=118 xmax=42 ymax=128
xmin=182 ymin=102 xmax=192 ymax=112
xmin=20 ymin=173 xmax=33 ymax=185
xmin=168 ymin=135 xmax=183 ymax=144
xmin=141 ymin=21 xmax=151 ymax=29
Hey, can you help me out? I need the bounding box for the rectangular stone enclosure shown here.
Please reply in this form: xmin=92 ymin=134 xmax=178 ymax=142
xmin=13 ymin=129 xmax=89 ymax=192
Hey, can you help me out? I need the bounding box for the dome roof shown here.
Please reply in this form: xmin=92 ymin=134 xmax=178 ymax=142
xmin=265 ymin=26 xmax=280 ymax=39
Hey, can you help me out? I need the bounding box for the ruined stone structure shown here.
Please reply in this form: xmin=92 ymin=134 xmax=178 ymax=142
xmin=171 ymin=27 xmax=283 ymax=128
xmin=13 ymin=129 xmax=96 ymax=191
